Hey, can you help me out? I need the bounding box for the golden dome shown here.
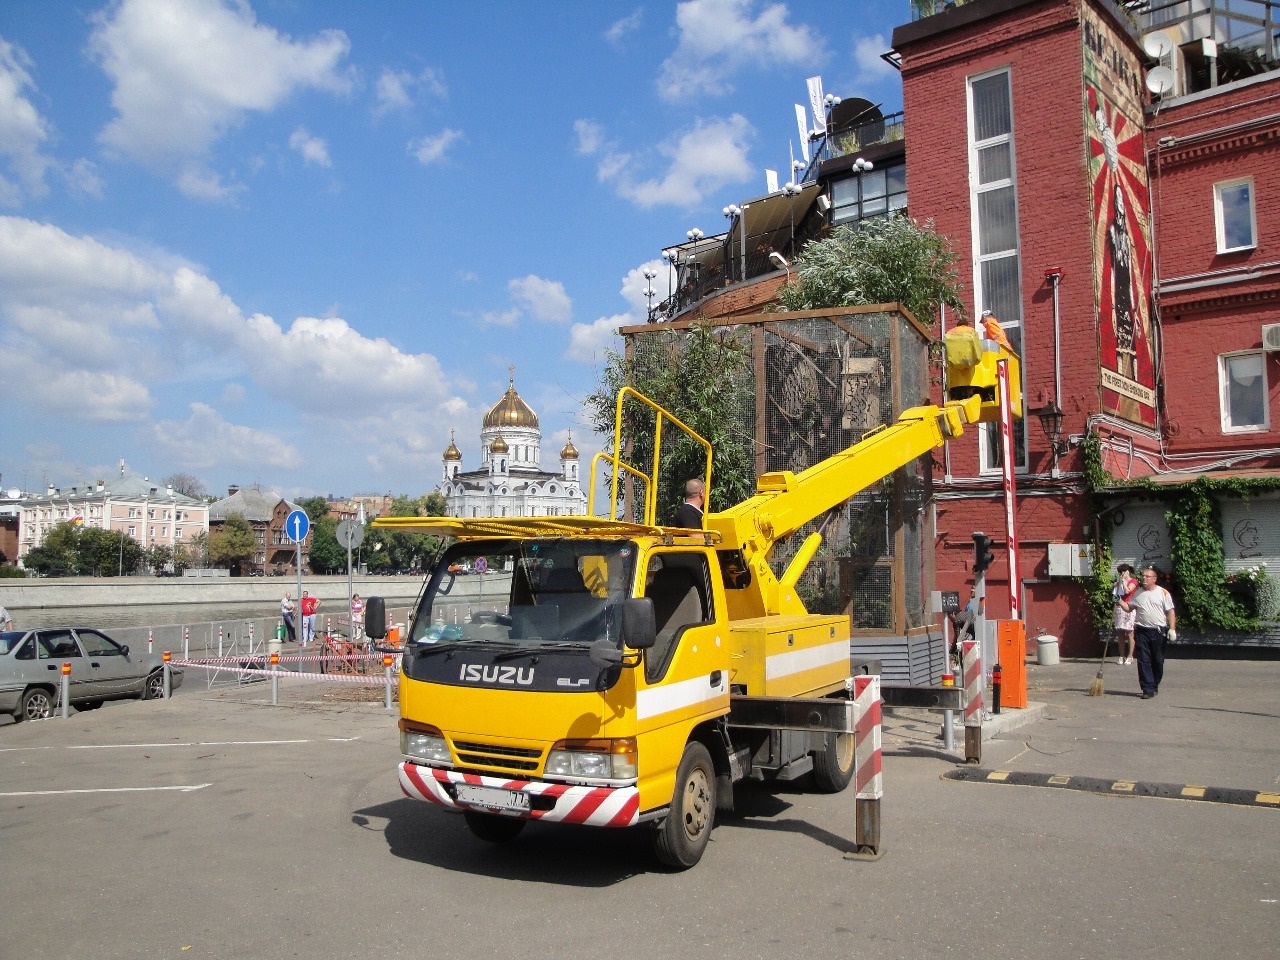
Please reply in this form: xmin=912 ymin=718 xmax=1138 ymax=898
xmin=489 ymin=434 xmax=509 ymax=454
xmin=560 ymin=432 xmax=578 ymax=459
xmin=443 ymin=431 xmax=462 ymax=461
xmin=482 ymin=371 xmax=539 ymax=430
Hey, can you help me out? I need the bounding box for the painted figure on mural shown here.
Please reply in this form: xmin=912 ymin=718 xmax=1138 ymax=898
xmin=1096 ymin=105 xmax=1137 ymax=381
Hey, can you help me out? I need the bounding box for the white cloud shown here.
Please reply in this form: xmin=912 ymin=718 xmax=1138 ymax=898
xmin=658 ymin=0 xmax=825 ymax=100
xmin=153 ymin=402 xmax=301 ymax=469
xmin=0 ymin=38 xmax=54 ymax=203
xmin=89 ymin=0 xmax=352 ymax=192
xmin=574 ymin=118 xmax=605 ymax=155
xmin=567 ymin=315 xmax=627 ymax=364
xmin=601 ymin=114 xmax=754 ymax=209
xmin=509 ymin=275 xmax=573 ymax=323
xmin=375 ymin=66 xmax=447 ymax=114
xmin=477 ymin=307 xmax=521 ymax=327
xmin=409 ymin=128 xmax=464 ymax=165
xmin=289 ymin=126 xmax=332 ymax=167
xmin=852 ymin=34 xmax=895 ymax=85
xmin=606 ymin=9 xmax=644 ymax=44
xmin=0 ymin=215 xmax=462 ymax=458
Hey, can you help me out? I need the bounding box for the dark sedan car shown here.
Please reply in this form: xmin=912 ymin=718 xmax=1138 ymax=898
xmin=0 ymin=628 xmax=183 ymax=722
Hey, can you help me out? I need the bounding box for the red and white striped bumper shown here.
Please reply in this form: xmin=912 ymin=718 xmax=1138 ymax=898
xmin=398 ymin=762 xmax=640 ymax=827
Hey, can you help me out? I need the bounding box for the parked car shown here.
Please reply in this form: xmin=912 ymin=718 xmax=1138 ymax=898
xmin=0 ymin=628 xmax=184 ymax=722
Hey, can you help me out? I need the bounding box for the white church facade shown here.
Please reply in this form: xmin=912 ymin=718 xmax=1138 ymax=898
xmin=441 ymin=374 xmax=587 ymax=518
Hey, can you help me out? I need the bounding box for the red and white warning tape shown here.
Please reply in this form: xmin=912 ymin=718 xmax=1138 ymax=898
xmin=168 ymin=658 xmax=399 ymax=686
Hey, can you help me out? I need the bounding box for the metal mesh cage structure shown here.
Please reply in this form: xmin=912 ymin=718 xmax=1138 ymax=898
xmin=618 ymin=305 xmax=934 ymax=635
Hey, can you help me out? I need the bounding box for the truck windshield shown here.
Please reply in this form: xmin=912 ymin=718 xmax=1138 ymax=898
xmin=409 ymin=539 xmax=637 ymax=649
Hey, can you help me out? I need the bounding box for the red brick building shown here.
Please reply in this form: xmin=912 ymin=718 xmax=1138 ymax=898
xmin=643 ymin=0 xmax=1280 ymax=656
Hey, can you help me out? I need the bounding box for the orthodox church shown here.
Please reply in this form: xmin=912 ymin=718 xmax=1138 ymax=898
xmin=441 ymin=372 xmax=587 ymax=518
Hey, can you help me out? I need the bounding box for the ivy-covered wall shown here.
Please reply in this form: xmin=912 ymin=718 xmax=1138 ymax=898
xmin=1081 ymin=433 xmax=1280 ymax=633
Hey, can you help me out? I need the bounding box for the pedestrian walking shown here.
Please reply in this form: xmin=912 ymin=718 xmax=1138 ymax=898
xmin=0 ymin=605 xmax=13 ymax=630
xmin=280 ymin=592 xmax=297 ymax=643
xmin=1122 ymin=566 xmax=1176 ymax=699
xmin=1112 ymin=563 xmax=1138 ymax=664
xmin=300 ymin=590 xmax=320 ymax=645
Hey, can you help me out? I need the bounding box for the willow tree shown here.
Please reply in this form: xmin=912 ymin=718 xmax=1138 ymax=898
xmin=775 ymin=215 xmax=966 ymax=325
xmin=587 ymin=319 xmax=756 ymax=523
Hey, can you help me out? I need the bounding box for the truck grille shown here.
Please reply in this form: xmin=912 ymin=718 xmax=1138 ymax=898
xmin=452 ymin=739 xmax=541 ymax=773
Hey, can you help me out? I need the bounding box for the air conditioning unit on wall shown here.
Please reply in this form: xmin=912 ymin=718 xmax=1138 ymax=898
xmin=1262 ymin=323 xmax=1280 ymax=352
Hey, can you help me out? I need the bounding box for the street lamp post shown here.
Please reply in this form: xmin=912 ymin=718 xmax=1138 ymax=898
xmin=643 ymin=268 xmax=657 ymax=321
xmin=686 ymin=228 xmax=704 ymax=298
xmin=722 ymin=204 xmax=745 ymax=283
xmin=783 ymin=182 xmax=800 ymax=258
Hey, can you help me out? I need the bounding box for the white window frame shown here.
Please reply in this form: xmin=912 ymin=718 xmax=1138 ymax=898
xmin=1214 ymin=177 xmax=1256 ymax=254
xmin=1219 ymin=350 xmax=1269 ymax=433
xmin=966 ymin=66 xmax=1027 ymax=475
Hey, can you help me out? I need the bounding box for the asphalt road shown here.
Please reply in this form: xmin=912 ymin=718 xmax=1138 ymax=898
xmin=0 ymin=654 xmax=1276 ymax=960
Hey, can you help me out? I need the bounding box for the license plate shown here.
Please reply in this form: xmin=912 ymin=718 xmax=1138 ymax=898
xmin=454 ymin=783 xmax=530 ymax=812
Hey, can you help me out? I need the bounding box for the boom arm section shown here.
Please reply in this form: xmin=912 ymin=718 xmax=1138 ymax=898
xmin=706 ymin=395 xmax=983 ymax=619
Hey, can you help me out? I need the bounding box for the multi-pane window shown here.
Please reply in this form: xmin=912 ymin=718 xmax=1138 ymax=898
xmin=1214 ymin=178 xmax=1256 ymax=253
xmin=831 ymin=162 xmax=907 ymax=225
xmin=1220 ymin=352 xmax=1268 ymax=432
xmin=969 ymin=68 xmax=1026 ymax=472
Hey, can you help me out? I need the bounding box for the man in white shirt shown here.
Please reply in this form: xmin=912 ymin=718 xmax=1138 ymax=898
xmin=1123 ymin=566 xmax=1176 ymax=699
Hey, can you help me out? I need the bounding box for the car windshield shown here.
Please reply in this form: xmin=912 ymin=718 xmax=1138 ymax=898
xmin=0 ymin=631 xmax=24 ymax=655
xmin=409 ymin=538 xmax=636 ymax=649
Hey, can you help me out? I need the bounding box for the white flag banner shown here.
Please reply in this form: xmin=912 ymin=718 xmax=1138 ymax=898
xmin=765 ymin=168 xmax=779 ymax=193
xmin=795 ymin=104 xmax=810 ymax=163
xmin=807 ymin=76 xmax=826 ymax=135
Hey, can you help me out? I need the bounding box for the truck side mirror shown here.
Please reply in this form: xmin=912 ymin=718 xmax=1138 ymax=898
xmin=622 ymin=597 xmax=656 ymax=650
xmin=365 ymin=597 xmax=387 ymax=640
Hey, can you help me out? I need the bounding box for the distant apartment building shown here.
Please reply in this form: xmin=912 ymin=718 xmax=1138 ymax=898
xmin=16 ymin=476 xmax=210 ymax=564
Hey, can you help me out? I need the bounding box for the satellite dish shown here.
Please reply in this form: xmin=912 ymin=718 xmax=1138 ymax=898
xmin=1146 ymin=65 xmax=1175 ymax=97
xmin=1142 ymin=31 xmax=1173 ymax=60
xmin=829 ymin=97 xmax=884 ymax=143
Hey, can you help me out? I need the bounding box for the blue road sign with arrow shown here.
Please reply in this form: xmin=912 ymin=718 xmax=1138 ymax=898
xmin=285 ymin=509 xmax=310 ymax=542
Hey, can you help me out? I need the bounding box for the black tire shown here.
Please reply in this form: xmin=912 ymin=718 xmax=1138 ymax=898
xmin=653 ymin=741 xmax=716 ymax=869
xmin=18 ymin=687 xmax=56 ymax=722
xmin=463 ymin=810 xmax=527 ymax=843
xmin=142 ymin=670 xmax=165 ymax=700
xmin=811 ymin=731 xmax=856 ymax=793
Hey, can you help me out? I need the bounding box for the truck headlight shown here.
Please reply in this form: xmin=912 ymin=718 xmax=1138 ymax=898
xmin=399 ymin=720 xmax=451 ymax=764
xmin=546 ymin=738 xmax=637 ymax=782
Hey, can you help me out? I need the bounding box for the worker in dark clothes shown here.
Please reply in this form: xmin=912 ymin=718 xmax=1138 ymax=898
xmin=675 ymin=478 xmax=705 ymax=529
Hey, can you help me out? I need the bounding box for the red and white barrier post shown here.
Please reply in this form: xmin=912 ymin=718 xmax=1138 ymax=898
xmin=270 ymin=651 xmax=280 ymax=705
xmin=851 ymin=674 xmax=883 ymax=857
xmin=60 ymin=662 xmax=71 ymax=718
xmin=962 ymin=639 xmax=983 ymax=764
xmin=384 ymin=654 xmax=395 ymax=711
xmin=163 ymin=650 xmax=172 ymax=698
xmin=148 ymin=628 xmax=153 ymax=654
xmin=183 ymin=627 xmax=189 ymax=660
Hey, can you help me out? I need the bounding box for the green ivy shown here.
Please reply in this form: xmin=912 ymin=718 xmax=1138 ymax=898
xmin=1080 ymin=430 xmax=1280 ymax=632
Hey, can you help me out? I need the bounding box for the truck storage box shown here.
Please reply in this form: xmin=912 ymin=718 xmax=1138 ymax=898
xmin=728 ymin=614 xmax=850 ymax=697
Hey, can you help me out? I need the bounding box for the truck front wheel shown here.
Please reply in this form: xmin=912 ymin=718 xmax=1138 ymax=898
xmin=653 ymin=742 xmax=716 ymax=869
xmin=811 ymin=731 xmax=856 ymax=793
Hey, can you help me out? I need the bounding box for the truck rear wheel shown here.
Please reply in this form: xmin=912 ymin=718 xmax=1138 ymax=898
xmin=653 ymin=742 xmax=715 ymax=869
xmin=811 ymin=731 xmax=856 ymax=793
xmin=463 ymin=810 xmax=527 ymax=843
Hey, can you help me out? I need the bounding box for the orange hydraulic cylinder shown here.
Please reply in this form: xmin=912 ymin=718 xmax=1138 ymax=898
xmin=997 ymin=619 xmax=1027 ymax=709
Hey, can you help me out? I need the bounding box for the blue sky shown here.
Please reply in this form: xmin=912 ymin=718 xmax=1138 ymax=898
xmin=0 ymin=0 xmax=907 ymax=501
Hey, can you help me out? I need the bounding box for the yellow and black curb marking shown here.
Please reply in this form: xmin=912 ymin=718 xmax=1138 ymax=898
xmin=944 ymin=767 xmax=1280 ymax=809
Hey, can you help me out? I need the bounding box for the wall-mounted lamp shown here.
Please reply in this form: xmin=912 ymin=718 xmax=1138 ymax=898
xmin=1032 ymin=403 xmax=1068 ymax=457
xmin=854 ymin=157 xmax=875 ymax=172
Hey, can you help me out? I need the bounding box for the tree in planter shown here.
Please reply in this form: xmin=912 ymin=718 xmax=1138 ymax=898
xmin=775 ymin=215 xmax=967 ymax=326
xmin=587 ymin=319 xmax=756 ymax=523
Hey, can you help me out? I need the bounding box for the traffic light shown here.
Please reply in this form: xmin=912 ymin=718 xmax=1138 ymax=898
xmin=973 ymin=532 xmax=995 ymax=574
